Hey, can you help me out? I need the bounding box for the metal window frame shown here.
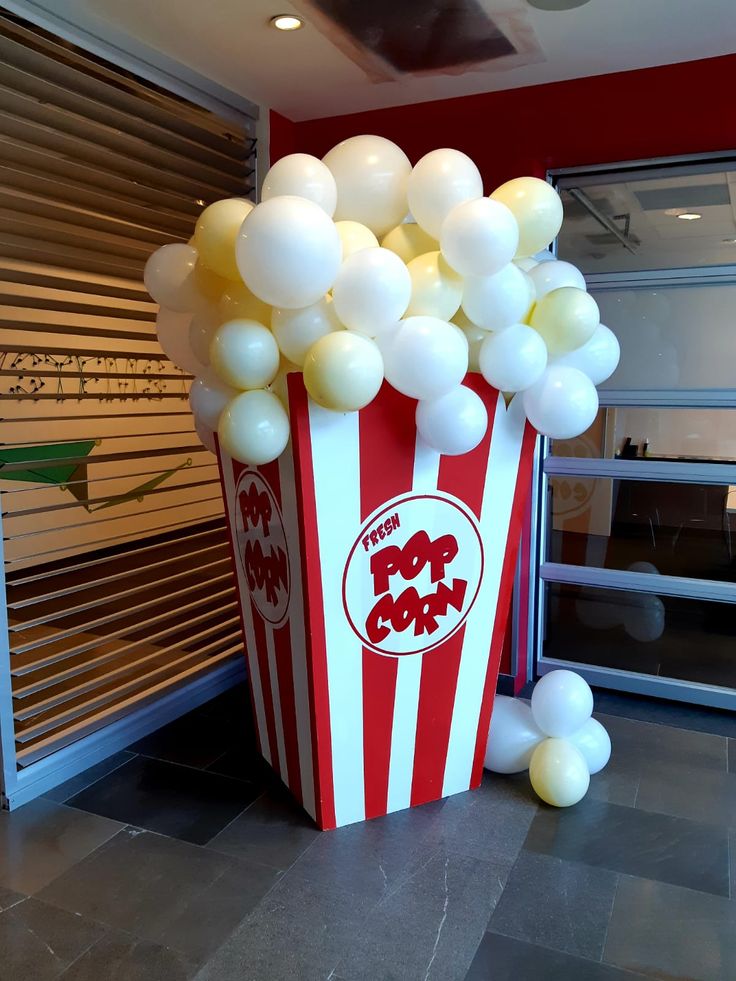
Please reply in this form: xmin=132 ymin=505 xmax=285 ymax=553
xmin=0 ymin=12 xmax=258 ymax=808
xmin=512 ymin=151 xmax=736 ymax=710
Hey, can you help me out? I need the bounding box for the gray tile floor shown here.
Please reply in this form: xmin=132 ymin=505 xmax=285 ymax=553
xmin=0 ymin=684 xmax=734 ymax=980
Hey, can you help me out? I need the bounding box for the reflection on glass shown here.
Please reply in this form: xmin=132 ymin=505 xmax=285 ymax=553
xmin=556 ymin=169 xmax=736 ymax=275
xmin=551 ymin=407 xmax=736 ymax=462
xmin=548 ymin=476 xmax=736 ymax=584
xmin=544 ymin=582 xmax=736 ymax=689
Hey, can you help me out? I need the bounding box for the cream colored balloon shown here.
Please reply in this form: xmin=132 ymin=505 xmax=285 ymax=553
xmin=194 ymin=261 xmax=229 ymax=304
xmin=209 ymin=318 xmax=280 ymax=390
xmin=219 ymin=283 xmax=271 ymax=326
xmin=303 ymin=331 xmax=384 ymax=411
xmin=529 ymin=738 xmax=590 ymax=807
xmin=335 ymin=220 xmax=379 ymax=260
xmin=271 ymin=296 xmax=342 ymax=366
xmin=406 ymin=251 xmax=463 ymax=320
xmin=218 ymin=389 xmax=290 ymax=466
xmin=452 ymin=309 xmax=488 ymax=372
xmin=268 ymin=357 xmax=300 ymax=410
xmin=490 ymin=177 xmax=564 ymax=258
xmin=530 ymin=287 xmax=600 ymax=355
xmin=194 ymin=198 xmax=253 ymax=281
xmin=381 ymin=223 xmax=438 ymax=264
xmin=188 ymin=304 xmax=221 ymax=365
xmin=323 ymin=135 xmax=412 ymax=236
xmin=261 ymin=153 xmax=337 ymax=216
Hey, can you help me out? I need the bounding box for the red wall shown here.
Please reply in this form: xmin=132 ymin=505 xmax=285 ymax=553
xmin=271 ymin=53 xmax=735 ymax=188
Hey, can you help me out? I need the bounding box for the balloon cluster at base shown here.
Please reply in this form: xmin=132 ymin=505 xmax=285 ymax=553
xmin=145 ymin=137 xmax=622 ymax=465
xmin=484 ymin=670 xmax=611 ymax=807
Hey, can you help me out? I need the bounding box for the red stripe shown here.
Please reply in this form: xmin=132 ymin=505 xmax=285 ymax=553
xmin=470 ymin=421 xmax=538 ymax=786
xmin=214 ymin=444 xmax=263 ymax=757
xmin=410 ymin=382 xmax=498 ymax=806
xmin=250 ymin=599 xmax=279 ymax=771
xmin=359 ymin=384 xmax=418 ymax=820
xmin=273 ymin=621 xmax=303 ymax=803
xmin=289 ymin=375 xmax=336 ymax=830
xmin=259 ymin=458 xmax=282 ymax=507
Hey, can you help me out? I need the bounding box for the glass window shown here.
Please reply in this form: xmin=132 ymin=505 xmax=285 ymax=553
xmin=548 ymin=476 xmax=736 ymax=584
xmin=556 ymin=167 xmax=736 ymax=275
xmin=544 ymin=582 xmax=736 ymax=689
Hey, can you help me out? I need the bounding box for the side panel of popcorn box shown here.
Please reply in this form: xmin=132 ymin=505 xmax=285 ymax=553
xmin=218 ymin=374 xmax=537 ymax=830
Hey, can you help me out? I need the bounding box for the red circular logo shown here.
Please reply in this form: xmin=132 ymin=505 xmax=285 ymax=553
xmin=233 ymin=470 xmax=290 ymax=626
xmin=342 ymin=494 xmax=484 ymax=657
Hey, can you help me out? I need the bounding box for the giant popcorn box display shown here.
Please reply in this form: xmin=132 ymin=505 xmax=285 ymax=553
xmin=218 ymin=374 xmax=536 ymax=830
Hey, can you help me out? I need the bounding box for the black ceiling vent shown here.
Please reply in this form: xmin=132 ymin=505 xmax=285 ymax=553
xmin=306 ymin=0 xmax=517 ymax=73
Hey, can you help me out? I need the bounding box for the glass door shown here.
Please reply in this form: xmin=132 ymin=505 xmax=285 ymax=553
xmin=531 ymin=154 xmax=736 ymax=709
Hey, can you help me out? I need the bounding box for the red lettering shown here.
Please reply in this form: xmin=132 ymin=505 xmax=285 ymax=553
xmin=244 ymin=539 xmax=288 ymax=607
xmin=369 ymin=531 xmax=459 ymax=595
xmin=365 ymin=593 xmax=393 ymax=644
xmin=362 ymin=535 xmax=370 ymax=552
xmin=238 ymin=482 xmax=272 ymax=536
xmin=365 ymin=577 xmax=468 ymax=645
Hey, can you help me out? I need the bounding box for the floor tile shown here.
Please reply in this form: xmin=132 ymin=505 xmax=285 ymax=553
xmin=592 ymin=690 xmax=735 ymax=739
xmin=426 ymin=772 xmax=538 ymax=870
xmin=37 ymin=827 xmax=278 ymax=958
xmin=0 ymin=798 xmax=123 ymax=894
xmin=604 ymin=874 xmax=736 ymax=981
xmin=205 ymin=744 xmax=273 ymax=785
xmin=66 ymin=755 xmax=259 ymax=845
xmin=207 ymin=785 xmax=320 ymax=871
xmin=586 ymin=760 xmax=640 ymax=807
xmin=59 ymin=931 xmax=196 ymax=981
xmin=465 ymin=932 xmax=648 ymax=980
xmin=730 ymin=830 xmax=735 ymax=899
xmin=43 ymin=752 xmax=136 ymax=803
xmin=635 ymin=761 xmax=736 ymax=826
xmin=333 ymin=851 xmax=508 ymax=981
xmin=194 ymin=867 xmax=376 ymax=981
xmin=0 ymin=886 xmax=25 ymax=912
xmin=598 ymin=713 xmax=728 ymax=776
xmin=728 ymin=739 xmax=735 ymax=774
xmin=289 ymin=799 xmax=444 ymax=901
xmin=128 ymin=707 xmax=244 ymax=770
xmin=525 ymin=797 xmax=730 ymax=897
xmin=488 ymin=852 xmax=618 ymax=961
xmin=0 ymin=897 xmax=106 ymax=981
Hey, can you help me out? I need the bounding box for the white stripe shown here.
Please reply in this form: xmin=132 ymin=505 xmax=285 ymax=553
xmin=220 ymin=453 xmax=271 ymax=764
xmin=308 ymin=402 xmax=365 ymax=827
xmin=264 ymin=624 xmax=288 ymax=781
xmin=278 ymin=443 xmax=316 ymax=819
xmin=385 ymin=433 xmax=441 ymax=814
xmin=442 ymin=393 xmax=527 ymax=797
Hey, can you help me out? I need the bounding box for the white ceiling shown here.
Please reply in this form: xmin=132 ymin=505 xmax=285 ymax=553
xmin=23 ymin=0 xmax=736 ymax=120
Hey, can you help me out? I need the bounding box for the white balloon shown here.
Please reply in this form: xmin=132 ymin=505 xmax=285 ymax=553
xmin=415 ymin=385 xmax=488 ymax=455
xmin=440 ymin=197 xmax=519 ymax=277
xmin=236 ymin=196 xmax=341 ymax=308
xmin=462 ymin=263 xmax=532 ymax=331
xmin=531 ymin=669 xmax=594 ymax=738
xmin=332 ymin=247 xmax=411 ymax=336
xmin=189 ymin=369 xmax=238 ymax=430
xmin=484 ymin=695 xmax=545 ymax=774
xmin=553 ymin=324 xmax=621 ymax=385
xmin=407 ymin=149 xmax=484 ymax=239
xmin=261 ymin=153 xmax=337 ymax=216
xmin=188 ymin=304 xmax=221 ymax=365
xmin=335 ymin=220 xmax=379 ymax=260
xmin=271 ymin=296 xmax=342 ymax=366
xmin=144 ymin=243 xmax=199 ymax=312
xmin=218 ymin=389 xmax=290 ymax=466
xmin=382 ymin=316 xmax=468 ymax=401
xmin=195 ymin=418 xmax=216 ymax=454
xmin=323 ymin=135 xmax=411 ymax=236
xmin=514 ymin=256 xmax=539 ymax=272
xmin=570 ymin=718 xmax=611 ymax=775
xmin=529 ymin=260 xmax=586 ymax=300
xmin=156 ymin=307 xmax=203 ymax=375
xmin=522 ymin=366 xmax=599 ymax=439
xmin=478 ymin=324 xmax=547 ymax=393
xmin=623 ymin=596 xmax=665 ymax=642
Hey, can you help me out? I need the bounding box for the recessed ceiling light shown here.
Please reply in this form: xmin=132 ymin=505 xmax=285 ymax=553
xmin=270 ymin=14 xmax=303 ymax=30
xmin=526 ymin=0 xmax=592 ymax=9
xmin=677 ymin=213 xmax=702 ymax=221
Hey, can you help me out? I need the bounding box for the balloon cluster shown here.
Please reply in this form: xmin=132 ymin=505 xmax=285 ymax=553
xmin=144 ymin=136 xmax=622 ymax=466
xmin=484 ymin=670 xmax=611 ymax=808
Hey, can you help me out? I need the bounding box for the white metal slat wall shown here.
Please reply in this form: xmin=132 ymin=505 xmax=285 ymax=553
xmin=0 ymin=13 xmax=256 ymax=796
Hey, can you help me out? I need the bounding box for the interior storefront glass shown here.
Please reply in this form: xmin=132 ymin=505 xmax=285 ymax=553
xmin=544 ymin=582 xmax=736 ymax=690
xmin=547 ymin=475 xmax=736 ymax=583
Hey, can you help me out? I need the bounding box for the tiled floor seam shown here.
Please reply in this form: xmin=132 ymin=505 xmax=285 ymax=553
xmin=599 ymin=871 xmax=622 ymax=966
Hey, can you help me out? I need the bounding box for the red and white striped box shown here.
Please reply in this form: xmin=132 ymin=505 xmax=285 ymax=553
xmin=218 ymin=374 xmax=537 ymax=830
